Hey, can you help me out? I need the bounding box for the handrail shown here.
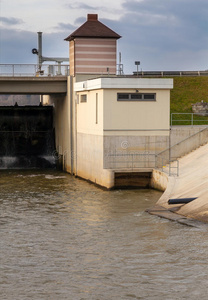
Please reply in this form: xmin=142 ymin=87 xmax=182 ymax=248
xmin=0 ymin=64 xmax=70 ymax=77
xmin=156 ymin=126 xmax=208 ymax=176
xmin=0 ymin=63 xmax=124 ymax=76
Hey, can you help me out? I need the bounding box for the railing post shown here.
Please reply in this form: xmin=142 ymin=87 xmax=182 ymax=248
xmin=191 ymin=113 xmax=193 ymax=126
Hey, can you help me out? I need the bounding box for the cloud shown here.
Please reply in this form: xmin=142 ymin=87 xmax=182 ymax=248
xmin=55 ymin=23 xmax=76 ymax=32
xmin=66 ymin=2 xmax=98 ymax=10
xmin=103 ymin=0 xmax=208 ymax=71
xmin=0 ymin=17 xmax=24 ymax=26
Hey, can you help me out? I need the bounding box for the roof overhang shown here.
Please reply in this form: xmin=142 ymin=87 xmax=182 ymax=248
xmin=74 ymin=77 xmax=174 ymax=92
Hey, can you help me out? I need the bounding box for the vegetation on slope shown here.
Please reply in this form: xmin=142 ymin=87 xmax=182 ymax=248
xmin=170 ymin=77 xmax=208 ymax=125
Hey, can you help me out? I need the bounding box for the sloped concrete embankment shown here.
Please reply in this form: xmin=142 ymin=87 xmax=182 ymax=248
xmin=150 ymin=143 xmax=208 ymax=224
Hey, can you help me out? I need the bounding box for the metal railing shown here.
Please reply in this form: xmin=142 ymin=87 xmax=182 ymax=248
xmin=171 ymin=113 xmax=208 ymax=126
xmin=104 ymin=152 xmax=156 ymax=170
xmin=0 ymin=63 xmax=125 ymax=77
xmin=0 ymin=64 xmax=70 ymax=77
xmin=133 ymin=70 xmax=208 ymax=77
xmin=155 ymin=154 xmax=179 ymax=176
xmin=156 ymin=126 xmax=208 ymax=176
xmin=104 ymin=151 xmax=180 ymax=176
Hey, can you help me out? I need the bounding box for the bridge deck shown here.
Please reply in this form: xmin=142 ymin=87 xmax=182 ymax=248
xmin=0 ymin=76 xmax=68 ymax=94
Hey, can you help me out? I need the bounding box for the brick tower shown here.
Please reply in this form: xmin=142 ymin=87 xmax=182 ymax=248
xmin=65 ymin=14 xmax=121 ymax=76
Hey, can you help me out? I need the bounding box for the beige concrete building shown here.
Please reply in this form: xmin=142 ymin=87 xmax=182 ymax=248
xmin=44 ymin=14 xmax=173 ymax=188
xmin=74 ymin=77 xmax=173 ymax=188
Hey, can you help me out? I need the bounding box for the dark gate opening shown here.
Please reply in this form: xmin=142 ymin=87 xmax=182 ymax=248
xmin=0 ymin=106 xmax=56 ymax=169
xmin=114 ymin=172 xmax=152 ymax=188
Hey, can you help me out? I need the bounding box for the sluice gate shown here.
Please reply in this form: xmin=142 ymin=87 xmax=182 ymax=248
xmin=0 ymin=106 xmax=56 ymax=169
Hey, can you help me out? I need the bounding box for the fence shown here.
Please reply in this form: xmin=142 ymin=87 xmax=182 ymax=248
xmin=171 ymin=113 xmax=208 ymax=126
xmin=0 ymin=64 xmax=124 ymax=77
xmin=0 ymin=64 xmax=70 ymax=77
xmin=133 ymin=70 xmax=208 ymax=77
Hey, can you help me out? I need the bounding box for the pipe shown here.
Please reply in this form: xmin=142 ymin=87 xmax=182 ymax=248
xmin=168 ymin=197 xmax=197 ymax=205
xmin=37 ymin=32 xmax=43 ymax=71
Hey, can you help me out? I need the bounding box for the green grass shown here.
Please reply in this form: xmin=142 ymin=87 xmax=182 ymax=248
xmin=170 ymin=77 xmax=208 ymax=125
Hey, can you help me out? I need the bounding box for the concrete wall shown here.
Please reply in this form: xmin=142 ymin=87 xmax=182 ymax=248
xmin=170 ymin=126 xmax=208 ymax=145
xmin=104 ymin=135 xmax=169 ymax=169
xmin=76 ymin=132 xmax=114 ymax=188
xmin=150 ymin=169 xmax=168 ymax=191
xmin=43 ymin=77 xmax=73 ymax=173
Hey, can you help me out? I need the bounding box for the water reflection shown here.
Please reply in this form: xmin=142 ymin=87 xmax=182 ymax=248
xmin=1 ymin=170 xmax=208 ymax=300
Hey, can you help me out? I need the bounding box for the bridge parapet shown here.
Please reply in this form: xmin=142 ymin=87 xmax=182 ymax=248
xmin=0 ymin=64 xmax=69 ymax=77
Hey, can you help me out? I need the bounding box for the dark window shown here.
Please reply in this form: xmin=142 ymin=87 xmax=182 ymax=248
xmin=117 ymin=93 xmax=156 ymax=101
xmin=80 ymin=94 xmax=87 ymax=103
xmin=130 ymin=94 xmax=142 ymax=100
xmin=117 ymin=93 xmax=129 ymax=100
xmin=143 ymin=94 xmax=155 ymax=100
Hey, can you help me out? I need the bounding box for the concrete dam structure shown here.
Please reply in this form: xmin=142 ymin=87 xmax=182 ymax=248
xmin=0 ymin=14 xmax=174 ymax=187
xmin=0 ymin=106 xmax=55 ymax=169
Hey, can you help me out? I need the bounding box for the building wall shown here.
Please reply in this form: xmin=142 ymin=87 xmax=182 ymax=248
xmin=103 ymin=89 xmax=170 ymax=132
xmin=76 ymin=89 xmax=104 ymax=135
xmin=71 ymin=38 xmax=117 ymax=75
xmin=101 ymin=88 xmax=170 ymax=170
xmin=76 ymin=87 xmax=114 ymax=187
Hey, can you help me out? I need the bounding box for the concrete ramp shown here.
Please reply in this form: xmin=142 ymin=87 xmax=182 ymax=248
xmin=156 ymin=142 xmax=208 ymax=223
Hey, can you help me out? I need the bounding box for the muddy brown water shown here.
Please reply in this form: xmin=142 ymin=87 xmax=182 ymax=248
xmin=1 ymin=170 xmax=208 ymax=300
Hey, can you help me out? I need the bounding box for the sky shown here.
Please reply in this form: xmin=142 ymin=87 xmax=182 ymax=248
xmin=0 ymin=0 xmax=208 ymax=74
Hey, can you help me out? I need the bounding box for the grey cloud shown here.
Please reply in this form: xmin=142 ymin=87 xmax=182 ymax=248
xmin=55 ymin=22 xmax=76 ymax=31
xmin=118 ymin=0 xmax=208 ymax=52
xmin=0 ymin=17 xmax=24 ymax=26
xmin=67 ymin=2 xmax=96 ymax=10
xmin=121 ymin=0 xmax=208 ymax=34
xmin=100 ymin=0 xmax=208 ymax=72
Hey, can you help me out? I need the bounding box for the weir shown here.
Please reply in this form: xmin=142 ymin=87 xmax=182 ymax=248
xmin=0 ymin=106 xmax=56 ymax=169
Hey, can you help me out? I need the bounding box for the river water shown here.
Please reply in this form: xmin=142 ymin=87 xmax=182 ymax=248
xmin=1 ymin=170 xmax=208 ymax=300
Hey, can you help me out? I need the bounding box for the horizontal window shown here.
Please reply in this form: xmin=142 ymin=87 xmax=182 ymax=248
xmin=117 ymin=93 xmax=156 ymax=101
xmin=80 ymin=94 xmax=87 ymax=103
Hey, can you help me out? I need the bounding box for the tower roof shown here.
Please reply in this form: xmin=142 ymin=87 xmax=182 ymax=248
xmin=65 ymin=14 xmax=121 ymax=41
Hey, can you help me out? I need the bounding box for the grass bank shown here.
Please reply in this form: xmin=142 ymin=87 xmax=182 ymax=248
xmin=170 ymin=76 xmax=208 ymax=125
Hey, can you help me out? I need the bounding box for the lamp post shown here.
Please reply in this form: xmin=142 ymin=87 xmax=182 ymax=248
xmin=135 ymin=61 xmax=140 ymax=76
